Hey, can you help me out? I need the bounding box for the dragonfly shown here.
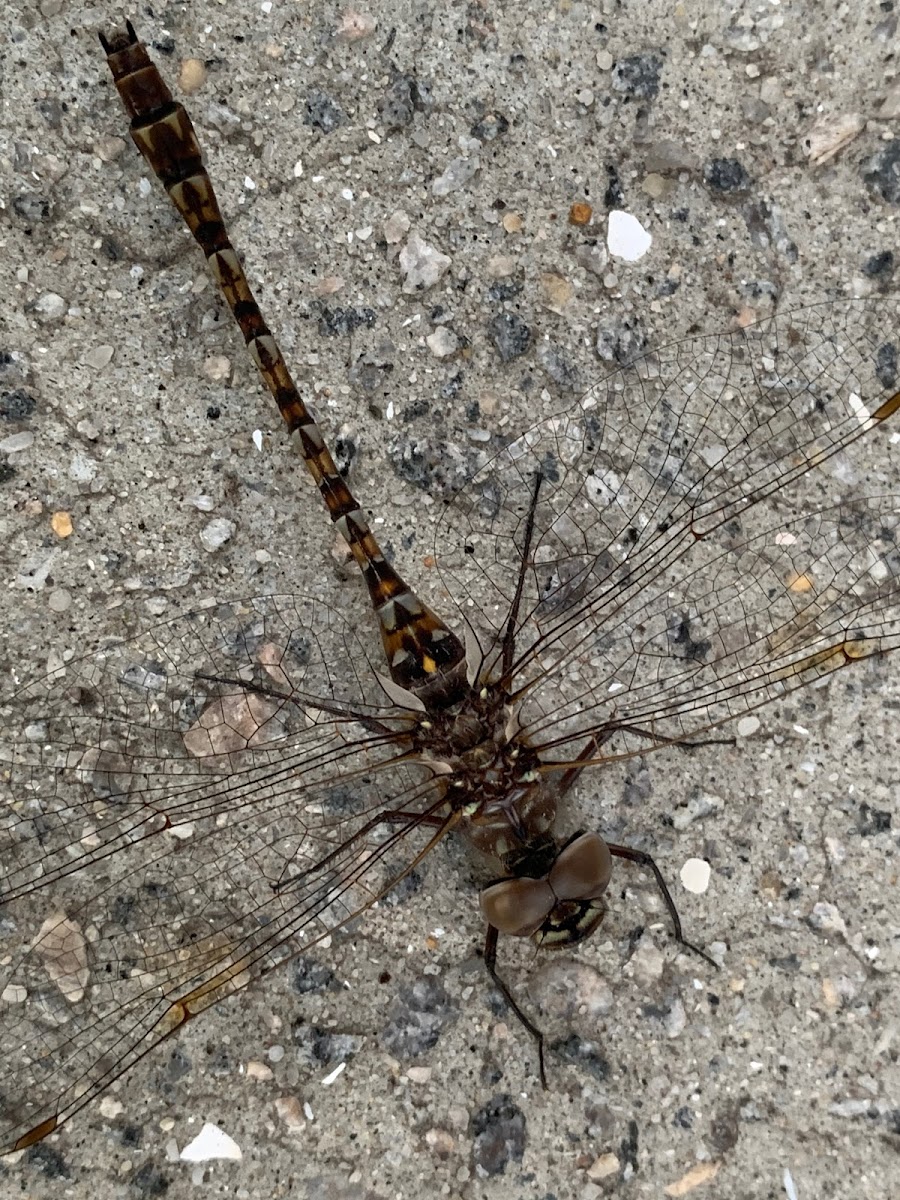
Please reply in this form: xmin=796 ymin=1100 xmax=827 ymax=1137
xmin=2 ymin=18 xmax=899 ymax=1156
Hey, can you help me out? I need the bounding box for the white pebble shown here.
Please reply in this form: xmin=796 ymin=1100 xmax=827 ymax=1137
xmin=33 ymin=292 xmax=67 ymax=321
xmin=199 ymin=517 xmax=236 ymax=552
xmin=179 ymin=1122 xmax=242 ymax=1162
xmin=426 ymin=327 xmax=459 ymax=357
xmin=399 ymin=234 xmax=451 ymax=292
xmin=680 ymin=857 xmax=711 ymax=895
xmin=0 ymin=431 xmax=34 ymax=453
xmin=320 ymin=1062 xmax=346 ymax=1086
xmin=82 ymin=344 xmax=115 ymax=370
xmin=607 ymin=210 xmax=652 ymax=261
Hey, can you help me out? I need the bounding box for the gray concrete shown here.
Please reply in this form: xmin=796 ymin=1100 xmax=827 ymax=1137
xmin=1 ymin=1 xmax=898 ymax=1197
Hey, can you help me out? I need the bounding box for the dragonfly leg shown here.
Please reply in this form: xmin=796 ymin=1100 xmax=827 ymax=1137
xmin=275 ymin=805 xmax=449 ymax=892
xmin=606 ymin=842 xmax=716 ymax=968
xmin=482 ymin=923 xmax=548 ymax=1089
xmin=556 ymin=723 xmax=735 ymax=797
xmin=499 ymin=471 xmax=544 ymax=682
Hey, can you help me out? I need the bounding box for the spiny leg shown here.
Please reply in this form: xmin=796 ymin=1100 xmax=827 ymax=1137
xmin=553 ymin=731 xmax=717 ymax=967
xmin=499 ymin=470 xmax=544 ymax=682
xmin=606 ymin=842 xmax=716 ymax=968
xmin=482 ymin=923 xmax=548 ymax=1089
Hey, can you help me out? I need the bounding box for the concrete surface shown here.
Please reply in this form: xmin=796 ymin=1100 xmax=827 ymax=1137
xmin=1 ymin=1 xmax=898 ymax=1198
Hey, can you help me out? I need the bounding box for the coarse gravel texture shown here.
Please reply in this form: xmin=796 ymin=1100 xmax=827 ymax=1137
xmin=1 ymin=2 xmax=899 ymax=1199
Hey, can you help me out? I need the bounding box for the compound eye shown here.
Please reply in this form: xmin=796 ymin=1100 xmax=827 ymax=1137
xmin=480 ymin=876 xmax=555 ymax=937
xmin=548 ymin=832 xmax=612 ymax=902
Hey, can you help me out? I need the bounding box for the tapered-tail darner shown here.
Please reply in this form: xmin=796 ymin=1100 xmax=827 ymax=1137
xmin=1 ymin=18 xmax=899 ymax=1157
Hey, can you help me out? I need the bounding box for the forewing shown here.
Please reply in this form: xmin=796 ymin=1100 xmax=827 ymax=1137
xmin=0 ymin=595 xmax=442 ymax=1152
xmin=436 ymin=298 xmax=900 ymax=752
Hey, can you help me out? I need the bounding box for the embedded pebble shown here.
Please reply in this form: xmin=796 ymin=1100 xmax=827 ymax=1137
xmin=680 ymin=858 xmax=711 ymax=895
xmin=612 ymin=53 xmax=662 ymax=100
xmin=540 ymin=271 xmax=574 ymax=311
xmin=642 ymin=172 xmax=671 ymax=199
xmin=336 ymin=10 xmax=377 ymax=40
xmin=595 ymin=317 xmax=646 ymax=364
xmin=536 ymin=342 xmax=581 ymax=391
xmin=879 ymin=83 xmax=900 ymax=119
xmin=643 ymin=138 xmax=699 ymax=173
xmin=528 ymin=959 xmax=614 ymax=1021
xmin=51 ymin=510 xmax=73 ymax=538
xmin=471 ymin=111 xmax=508 ymax=140
xmin=488 ymin=312 xmax=532 ymax=361
xmin=704 ymin=157 xmax=752 ymax=192
xmin=0 ymin=430 xmax=33 ymax=453
xmin=626 ymin=935 xmax=666 ymax=985
xmin=82 ymin=344 xmax=115 ymax=370
xmin=664 ymin=1161 xmax=721 ymax=1195
xmin=69 ymin=452 xmax=98 ymax=484
xmin=199 ymin=517 xmax=236 ymax=552
xmin=186 ymin=493 xmax=216 ymax=512
xmin=574 ymin=241 xmax=608 ymax=277
xmin=274 ymin=1095 xmax=306 ymax=1131
xmin=399 ymin=234 xmax=451 ymax=292
xmin=179 ymin=58 xmax=207 ymax=94
xmin=830 ymin=1098 xmax=873 ymax=1118
xmin=432 ymin=155 xmax=479 ymax=196
xmin=380 ymin=975 xmax=454 ymax=1058
xmin=47 ymin=588 xmax=71 ymax=613
xmin=425 ymin=1127 xmax=455 ymax=1155
xmin=607 ymin=211 xmax=652 ymax=261
xmin=0 ymin=389 xmax=36 ymax=420
xmin=245 ymin=1060 xmax=273 ymax=1081
xmin=93 ymin=135 xmax=127 ymax=163
xmin=145 ymin=595 xmax=169 ymax=617
xmin=587 ymin=1153 xmax=620 ymax=1181
xmin=406 ymin=1066 xmax=432 ymax=1083
xmin=203 ymin=354 xmax=231 ymax=382
xmin=863 ymin=138 xmax=900 ymax=204
xmin=824 ymin=837 xmax=846 ymax=866
xmin=33 ymin=291 xmax=67 ymax=321
xmin=472 ymin=1095 xmax=526 ymax=1177
xmin=807 ymin=901 xmax=847 ymax=937
xmin=179 ymin=1122 xmax=242 ymax=1162
xmin=426 ymin=327 xmax=459 ymax=357
xmin=76 ymin=418 xmax=99 ymax=440
xmin=34 ymin=913 xmax=88 ymax=1003
xmin=304 ymin=90 xmax=344 ymax=134
xmin=384 ymin=210 xmax=411 ymax=243
xmin=665 ymin=997 xmax=688 ymax=1037
xmin=314 ymin=274 xmax=344 ymax=296
xmin=486 ymin=253 xmax=516 ymax=277
xmin=379 ymin=74 xmax=428 ymax=129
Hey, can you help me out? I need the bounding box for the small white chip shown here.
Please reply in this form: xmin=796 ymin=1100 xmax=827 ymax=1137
xmin=179 ymin=1122 xmax=242 ymax=1162
xmin=680 ymin=857 xmax=711 ymax=895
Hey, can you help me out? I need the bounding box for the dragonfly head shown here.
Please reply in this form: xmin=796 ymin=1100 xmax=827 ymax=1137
xmin=479 ymin=831 xmax=612 ymax=948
